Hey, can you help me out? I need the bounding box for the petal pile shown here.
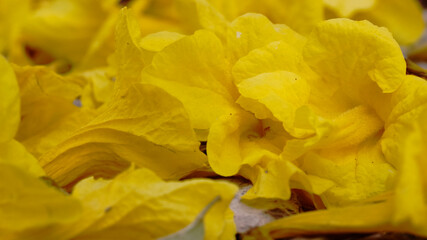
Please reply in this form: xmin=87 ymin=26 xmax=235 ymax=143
xmin=1 ymin=0 xmax=426 ymax=239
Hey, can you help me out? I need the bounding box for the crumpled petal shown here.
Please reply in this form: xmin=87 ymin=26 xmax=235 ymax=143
xmin=226 ymin=13 xmax=303 ymax=63
xmin=12 ymin=65 xmax=84 ymax=157
xmin=142 ymin=29 xmax=239 ymax=133
xmin=299 ymin=136 xmax=395 ymax=207
xmin=381 ymin=75 xmax=427 ymax=168
xmin=303 ymin=18 xmax=405 ymax=96
xmin=207 ymin=110 xmax=261 ymax=176
xmin=40 ymin=83 xmax=207 ymax=188
xmin=237 ymin=71 xmax=311 ymax=138
xmin=248 ymin=105 xmax=427 ymax=239
xmin=70 ymin=167 xmax=238 ymax=240
xmin=114 ymin=7 xmax=145 ymax=98
xmin=232 ymin=40 xmax=308 ymax=85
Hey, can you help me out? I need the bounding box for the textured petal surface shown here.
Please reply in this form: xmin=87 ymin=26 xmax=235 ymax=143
xmin=303 ymin=19 xmax=405 ymax=96
xmin=143 ymin=30 xmax=238 ymax=131
xmin=13 ymin=65 xmax=83 ymax=157
xmin=237 ymin=71 xmax=311 ymax=138
xmin=41 ymin=83 xmax=206 ymax=188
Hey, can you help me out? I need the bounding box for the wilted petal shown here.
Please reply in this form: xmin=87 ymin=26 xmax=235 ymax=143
xmin=40 ymin=83 xmax=206 ymax=188
xmin=71 ymin=167 xmax=238 ymax=240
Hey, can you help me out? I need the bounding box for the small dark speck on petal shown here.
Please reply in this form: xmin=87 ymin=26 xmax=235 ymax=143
xmin=105 ymin=206 xmax=112 ymax=213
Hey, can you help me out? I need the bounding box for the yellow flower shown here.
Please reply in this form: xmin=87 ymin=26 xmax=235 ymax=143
xmin=246 ymin=86 xmax=427 ymax=238
xmin=1 ymin=0 xmax=426 ymax=238
xmin=137 ymin=1 xmax=426 ymax=223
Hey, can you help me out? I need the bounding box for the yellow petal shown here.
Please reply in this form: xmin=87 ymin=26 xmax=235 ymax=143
xmin=323 ymin=0 xmax=375 ymax=17
xmin=0 ymin=0 xmax=30 ymax=55
xmin=381 ymin=75 xmax=427 ymax=168
xmin=247 ymin=201 xmax=396 ymax=239
xmin=77 ymin=13 xmax=117 ymax=71
xmin=300 ymin=136 xmax=395 ymax=207
xmin=243 ymin=160 xmax=302 ymax=200
xmin=237 ymin=71 xmax=311 ymax=138
xmin=114 ymin=7 xmax=144 ymax=98
xmin=248 ymin=107 xmax=427 ymax=238
xmin=232 ymin=39 xmax=352 ymax=120
xmin=142 ymin=30 xmax=238 ymax=131
xmin=232 ymin=40 xmax=309 ymax=85
xmin=80 ymin=69 xmax=115 ymax=109
xmin=352 ymin=0 xmax=425 ymax=45
xmin=158 ymin=196 xmax=220 ymax=240
xmin=303 ymin=19 xmax=405 ymax=97
xmin=71 ymin=168 xmax=238 ymax=240
xmin=207 ymin=110 xmax=260 ymax=176
xmin=208 ymin=0 xmax=323 ymax=35
xmin=0 ymin=164 xmax=82 ymax=240
xmin=139 ymin=31 xmax=185 ymax=64
xmin=0 ymin=55 xmax=19 ymax=142
xmin=392 ymin=115 xmax=426 ymax=227
xmin=253 ymin=0 xmax=323 ymax=35
xmin=381 ymin=92 xmax=427 ymax=228
xmin=40 ymin=83 xmax=207 ymax=188
xmin=22 ymin=0 xmax=118 ymax=64
xmin=12 ymin=65 xmax=84 ymax=157
xmin=226 ymin=13 xmax=303 ymax=62
xmin=0 ymin=140 xmax=44 ymax=177
xmin=175 ymin=0 xmax=229 ymax=38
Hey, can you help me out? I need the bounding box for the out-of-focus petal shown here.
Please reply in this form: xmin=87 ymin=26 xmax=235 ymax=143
xmin=0 ymin=164 xmax=82 ymax=240
xmin=71 ymin=167 xmax=238 ymax=240
xmin=352 ymin=0 xmax=425 ymax=46
xmin=323 ymin=0 xmax=375 ymax=17
xmin=22 ymin=0 xmax=118 ymax=64
xmin=0 ymin=56 xmax=20 ymax=142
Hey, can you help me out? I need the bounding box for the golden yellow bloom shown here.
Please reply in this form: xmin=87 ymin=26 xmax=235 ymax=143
xmin=1 ymin=0 xmax=426 ymax=239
